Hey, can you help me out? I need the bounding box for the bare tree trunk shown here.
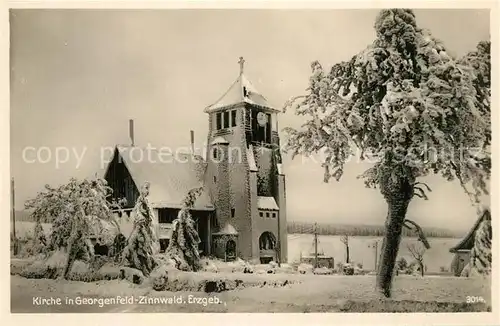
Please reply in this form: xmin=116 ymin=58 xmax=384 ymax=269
xmin=63 ymin=223 xmax=80 ymax=280
xmin=376 ymin=196 xmax=411 ymax=297
xmin=346 ymin=245 xmax=350 ymax=264
xmin=420 ymin=262 xmax=424 ymax=277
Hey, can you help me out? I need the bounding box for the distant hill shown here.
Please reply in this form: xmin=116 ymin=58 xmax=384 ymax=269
xmin=287 ymin=221 xmax=464 ymax=238
xmin=12 ymin=210 xmax=32 ymax=222
xmin=13 ymin=210 xmax=464 ymax=238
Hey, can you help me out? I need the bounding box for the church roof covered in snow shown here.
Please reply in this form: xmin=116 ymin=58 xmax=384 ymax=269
xmin=204 ymin=57 xmax=279 ymax=113
xmin=213 ymin=222 xmax=239 ymax=235
xmin=257 ymin=196 xmax=279 ymax=211
xmin=107 ymin=145 xmax=214 ymax=211
xmin=211 ymin=136 xmax=229 ymax=145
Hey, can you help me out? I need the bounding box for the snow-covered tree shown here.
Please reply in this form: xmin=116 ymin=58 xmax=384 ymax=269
xmin=397 ymin=257 xmax=408 ymax=271
xmin=470 ymin=209 xmax=492 ymax=276
xmin=24 ymin=177 xmax=124 ymax=279
xmin=121 ymin=182 xmax=159 ymax=276
xmin=283 ymin=9 xmax=490 ymax=297
xmin=407 ymin=242 xmax=426 ymax=277
xmin=30 ymin=220 xmax=47 ymax=255
xmin=165 ymin=186 xmax=204 ymax=272
xmin=459 ymin=41 xmax=490 ymax=143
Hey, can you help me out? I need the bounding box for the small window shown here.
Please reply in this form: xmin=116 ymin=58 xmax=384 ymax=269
xmin=243 ymin=87 xmax=248 ymax=97
xmin=259 ymin=212 xmax=263 ymax=217
xmin=216 ymin=112 xmax=222 ymax=130
xmin=231 ymin=208 xmax=235 ymax=218
xmin=231 ymin=110 xmax=237 ymax=127
xmin=212 ymin=147 xmax=218 ymax=160
xmin=223 ymin=111 xmax=230 ymax=128
xmin=272 ymin=213 xmax=276 ymax=218
xmin=266 ymin=212 xmax=270 ymax=218
xmin=213 ymin=176 xmax=217 ymax=183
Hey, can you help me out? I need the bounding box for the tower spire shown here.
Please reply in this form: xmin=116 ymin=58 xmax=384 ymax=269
xmin=238 ymin=56 xmax=245 ymax=75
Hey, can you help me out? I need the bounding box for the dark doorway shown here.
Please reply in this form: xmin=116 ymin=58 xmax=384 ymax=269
xmin=226 ymin=240 xmax=236 ymax=260
xmin=159 ymin=239 xmax=169 ymax=253
xmin=259 ymin=231 xmax=276 ymax=250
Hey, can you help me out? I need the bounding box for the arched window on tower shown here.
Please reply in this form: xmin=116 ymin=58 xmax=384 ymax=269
xmin=259 ymin=232 xmax=276 ymax=250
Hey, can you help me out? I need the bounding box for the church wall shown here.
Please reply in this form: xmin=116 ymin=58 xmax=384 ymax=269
xmin=228 ymin=109 xmax=254 ymax=260
xmin=277 ymin=174 xmax=288 ymax=262
xmin=253 ymin=211 xmax=280 ymax=256
xmin=249 ymin=171 xmax=260 ymax=263
xmin=253 ymin=146 xmax=274 ymax=197
xmin=207 ymin=105 xmax=255 ymax=261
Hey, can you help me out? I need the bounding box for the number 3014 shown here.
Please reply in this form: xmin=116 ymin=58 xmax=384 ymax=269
xmin=466 ymin=296 xmax=485 ymax=303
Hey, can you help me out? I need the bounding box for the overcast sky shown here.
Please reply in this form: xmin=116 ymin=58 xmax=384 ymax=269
xmin=10 ymin=9 xmax=490 ymax=232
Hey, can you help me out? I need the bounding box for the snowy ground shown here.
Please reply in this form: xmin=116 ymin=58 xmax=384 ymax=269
xmin=11 ymin=273 xmax=491 ymax=313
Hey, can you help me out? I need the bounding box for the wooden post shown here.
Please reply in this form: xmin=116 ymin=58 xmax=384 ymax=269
xmin=190 ymin=130 xmax=195 ymax=155
xmin=129 ymin=119 xmax=135 ymax=146
xmin=314 ymin=223 xmax=318 ymax=268
xmin=11 ymin=177 xmax=18 ymax=255
xmin=374 ymin=240 xmax=378 ymax=272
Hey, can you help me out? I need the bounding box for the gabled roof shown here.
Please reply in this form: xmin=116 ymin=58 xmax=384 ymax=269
xmin=257 ymin=196 xmax=279 ymax=211
xmin=450 ymin=208 xmax=491 ymax=253
xmin=204 ymin=69 xmax=279 ymax=113
xmin=110 ymin=145 xmax=214 ymax=211
xmin=213 ymin=222 xmax=238 ymax=235
xmin=211 ymin=136 xmax=229 ymax=145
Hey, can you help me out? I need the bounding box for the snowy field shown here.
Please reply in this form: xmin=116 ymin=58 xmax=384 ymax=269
xmin=288 ymin=234 xmax=461 ymax=273
xmin=11 ymin=273 xmax=490 ymax=313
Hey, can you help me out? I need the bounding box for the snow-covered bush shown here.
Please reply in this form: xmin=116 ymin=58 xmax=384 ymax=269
xmin=313 ymin=267 xmax=333 ymax=275
xmin=342 ymin=263 xmax=354 ymax=275
xmin=121 ymin=182 xmax=158 ymax=277
xmin=469 ymin=210 xmax=492 ymax=276
xmin=200 ymin=259 xmax=219 ymax=273
xmin=18 ymin=250 xmax=121 ymax=282
xmin=24 ymin=177 xmax=125 ymax=279
xmin=354 ymin=266 xmax=366 ymax=275
xmin=298 ymin=263 xmax=314 ymax=274
xmin=165 ymin=187 xmax=204 ymax=272
xmin=275 ymin=263 xmax=295 ymax=274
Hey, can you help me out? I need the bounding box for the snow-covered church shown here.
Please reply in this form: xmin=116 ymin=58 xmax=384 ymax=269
xmin=102 ymin=58 xmax=288 ymax=264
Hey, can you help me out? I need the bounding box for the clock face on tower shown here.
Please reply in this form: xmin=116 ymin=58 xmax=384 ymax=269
xmin=257 ymin=112 xmax=268 ymax=127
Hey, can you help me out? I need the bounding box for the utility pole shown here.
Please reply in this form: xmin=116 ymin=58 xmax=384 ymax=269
xmin=314 ymin=223 xmax=318 ymax=268
xmin=11 ymin=177 xmax=18 ymax=256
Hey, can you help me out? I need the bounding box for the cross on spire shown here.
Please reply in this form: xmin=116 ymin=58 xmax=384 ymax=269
xmin=238 ymin=56 xmax=245 ymax=74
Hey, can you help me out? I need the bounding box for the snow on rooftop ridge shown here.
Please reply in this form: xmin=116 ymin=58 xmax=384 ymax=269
xmin=213 ymin=222 xmax=238 ymax=235
xmin=257 ymin=196 xmax=279 ymax=211
xmin=204 ymin=59 xmax=278 ymax=113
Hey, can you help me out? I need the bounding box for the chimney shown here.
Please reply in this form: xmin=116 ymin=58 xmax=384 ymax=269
xmin=190 ymin=130 xmax=195 ymax=154
xmin=129 ymin=119 xmax=135 ymax=146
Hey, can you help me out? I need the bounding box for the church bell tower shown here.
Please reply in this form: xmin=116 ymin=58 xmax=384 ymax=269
xmin=204 ymin=58 xmax=287 ymax=264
